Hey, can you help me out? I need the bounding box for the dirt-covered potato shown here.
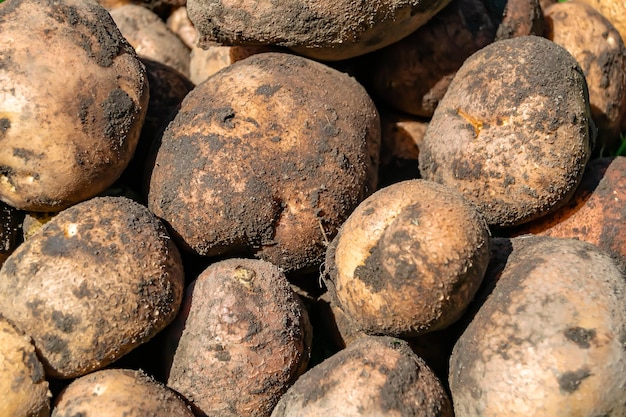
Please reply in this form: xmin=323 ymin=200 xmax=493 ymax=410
xmin=187 ymin=0 xmax=453 ymax=61
xmin=544 ymin=1 xmax=626 ymax=153
xmin=449 ymin=236 xmax=626 ymax=416
xmin=148 ymin=52 xmax=380 ymax=275
xmin=271 ymin=336 xmax=453 ymax=417
xmin=0 ymin=196 xmax=185 ymax=378
xmin=512 ymin=156 xmax=626 ymax=262
xmin=51 ymin=369 xmax=193 ymax=417
xmin=0 ymin=316 xmax=51 ymax=417
xmin=0 ymin=0 xmax=149 ymax=212
xmin=110 ymin=4 xmax=191 ymax=76
xmin=164 ymin=258 xmax=312 ymax=417
xmin=324 ymin=179 xmax=490 ymax=337
xmin=419 ymin=35 xmax=593 ymax=228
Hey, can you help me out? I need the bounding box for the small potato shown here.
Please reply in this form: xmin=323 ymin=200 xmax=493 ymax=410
xmin=449 ymin=236 xmax=626 ymax=417
xmin=544 ymin=1 xmax=626 ymax=153
xmin=166 ymin=6 xmax=198 ymax=49
xmin=271 ymin=336 xmax=453 ymax=417
xmin=0 ymin=316 xmax=51 ymax=417
xmin=51 ymin=369 xmax=194 ymax=417
xmin=164 ymin=258 xmax=312 ymax=417
xmin=324 ymin=179 xmax=490 ymax=337
xmin=0 ymin=196 xmax=185 ymax=378
xmin=419 ymin=36 xmax=593 ymax=227
xmin=0 ymin=0 xmax=149 ymax=212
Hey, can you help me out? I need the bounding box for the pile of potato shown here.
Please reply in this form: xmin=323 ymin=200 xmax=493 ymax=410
xmin=1 ymin=0 xmax=625 ymax=416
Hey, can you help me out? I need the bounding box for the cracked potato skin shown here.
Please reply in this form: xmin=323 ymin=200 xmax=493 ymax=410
xmin=148 ymin=52 xmax=380 ymax=275
xmin=449 ymin=236 xmax=626 ymax=417
xmin=0 ymin=0 xmax=149 ymax=212
xmin=418 ymin=36 xmax=592 ymax=228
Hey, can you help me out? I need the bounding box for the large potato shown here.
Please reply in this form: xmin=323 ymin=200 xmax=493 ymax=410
xmin=0 ymin=0 xmax=149 ymax=212
xmin=148 ymin=52 xmax=380 ymax=275
xmin=419 ymin=35 xmax=593 ymax=227
xmin=0 ymin=196 xmax=185 ymax=378
xmin=187 ymin=0 xmax=453 ymax=60
xmin=449 ymin=236 xmax=626 ymax=416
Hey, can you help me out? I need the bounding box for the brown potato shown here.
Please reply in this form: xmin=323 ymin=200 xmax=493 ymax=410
xmin=544 ymin=1 xmax=626 ymax=153
xmin=573 ymin=0 xmax=626 ymax=50
xmin=187 ymin=0 xmax=453 ymax=60
xmin=419 ymin=35 xmax=593 ymax=227
xmin=449 ymin=236 xmax=626 ymax=416
xmin=324 ymin=179 xmax=490 ymax=337
xmin=271 ymin=336 xmax=453 ymax=417
xmin=0 ymin=196 xmax=185 ymax=378
xmin=51 ymin=369 xmax=194 ymax=417
xmin=0 ymin=0 xmax=149 ymax=212
xmin=164 ymin=258 xmax=312 ymax=417
xmin=0 ymin=316 xmax=51 ymax=417
xmin=147 ymin=52 xmax=380 ymax=275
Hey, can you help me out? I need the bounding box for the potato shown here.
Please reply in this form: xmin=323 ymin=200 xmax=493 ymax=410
xmin=0 ymin=200 xmax=23 ymax=266
xmin=110 ymin=4 xmax=191 ymax=76
xmin=0 ymin=196 xmax=185 ymax=378
xmin=164 ymin=258 xmax=312 ymax=417
xmin=544 ymin=1 xmax=626 ymax=153
xmin=324 ymin=179 xmax=490 ymax=337
xmin=51 ymin=369 xmax=194 ymax=417
xmin=271 ymin=336 xmax=453 ymax=417
xmin=449 ymin=236 xmax=626 ymax=416
xmin=186 ymin=0 xmax=453 ymax=61
xmin=0 ymin=0 xmax=149 ymax=212
xmin=419 ymin=35 xmax=593 ymax=228
xmin=0 ymin=315 xmax=51 ymax=417
xmin=166 ymin=5 xmax=198 ymax=49
xmin=147 ymin=52 xmax=380 ymax=275
xmin=512 ymin=156 xmax=626 ymax=262
xmin=573 ymin=0 xmax=626 ymax=49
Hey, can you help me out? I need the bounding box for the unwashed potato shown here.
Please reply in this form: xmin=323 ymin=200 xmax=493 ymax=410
xmin=0 ymin=0 xmax=149 ymax=212
xmin=271 ymin=336 xmax=453 ymax=417
xmin=0 ymin=315 xmax=51 ymax=417
xmin=544 ymin=1 xmax=626 ymax=153
xmin=574 ymin=0 xmax=626 ymax=51
xmin=51 ymin=369 xmax=194 ymax=417
xmin=512 ymin=156 xmax=626 ymax=262
xmin=148 ymin=52 xmax=381 ymax=275
xmin=164 ymin=258 xmax=312 ymax=417
xmin=110 ymin=4 xmax=191 ymax=76
xmin=419 ymin=35 xmax=593 ymax=228
xmin=449 ymin=236 xmax=626 ymax=416
xmin=166 ymin=6 xmax=198 ymax=49
xmin=324 ymin=179 xmax=490 ymax=337
xmin=186 ymin=0 xmax=453 ymax=61
xmin=0 ymin=196 xmax=185 ymax=378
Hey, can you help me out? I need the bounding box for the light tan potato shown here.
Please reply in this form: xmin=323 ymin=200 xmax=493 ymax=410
xmin=324 ymin=179 xmax=490 ymax=337
xmin=419 ymin=36 xmax=593 ymax=227
xmin=110 ymin=4 xmax=191 ymax=76
xmin=166 ymin=6 xmax=198 ymax=49
xmin=449 ymin=236 xmax=626 ymax=416
xmin=164 ymin=258 xmax=312 ymax=417
xmin=544 ymin=1 xmax=626 ymax=153
xmin=51 ymin=369 xmax=194 ymax=417
xmin=0 ymin=196 xmax=185 ymax=378
xmin=271 ymin=336 xmax=453 ymax=417
xmin=0 ymin=316 xmax=51 ymax=417
xmin=0 ymin=0 xmax=149 ymax=212
xmin=187 ymin=0 xmax=453 ymax=60
xmin=574 ymin=0 xmax=626 ymax=48
xmin=148 ymin=52 xmax=380 ymax=275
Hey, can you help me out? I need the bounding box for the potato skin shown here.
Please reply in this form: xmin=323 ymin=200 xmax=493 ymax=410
xmin=0 ymin=196 xmax=185 ymax=378
xmin=51 ymin=369 xmax=194 ymax=417
xmin=165 ymin=258 xmax=312 ymax=417
xmin=419 ymin=36 xmax=592 ymax=227
xmin=148 ymin=52 xmax=380 ymax=274
xmin=0 ymin=0 xmax=149 ymax=212
xmin=324 ymin=179 xmax=490 ymax=337
xmin=271 ymin=336 xmax=453 ymax=417
xmin=449 ymin=236 xmax=626 ymax=417
xmin=0 ymin=316 xmax=51 ymax=417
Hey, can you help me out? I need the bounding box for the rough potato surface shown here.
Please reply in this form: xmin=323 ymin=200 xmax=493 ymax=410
xmin=0 ymin=197 xmax=185 ymax=378
xmin=419 ymin=36 xmax=592 ymax=227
